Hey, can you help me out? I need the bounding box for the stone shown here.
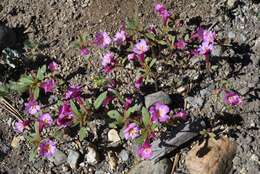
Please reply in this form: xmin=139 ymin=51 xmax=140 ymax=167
xmin=186 ymin=96 xmax=203 ymax=109
xmin=0 ymin=25 xmax=16 ymax=50
xmin=49 ymin=149 xmax=67 ymax=166
xmin=119 ymin=149 xmax=129 ymax=162
xmin=228 ymin=31 xmax=236 ymax=40
xmin=108 ymin=151 xmax=118 ymax=170
xmin=128 ymin=158 xmax=172 ymax=174
xmin=11 ymin=136 xmax=23 ymax=149
xmin=185 ymin=137 xmax=237 ymax=174
xmin=108 ymin=129 xmax=121 ymax=143
xmin=145 ymin=91 xmax=172 ymax=108
xmin=227 ymin=0 xmax=237 ymax=8
xmin=85 ymin=146 xmax=99 ymax=165
xmin=67 ymin=150 xmax=80 ymax=169
xmin=211 ymin=45 xmax=223 ymax=57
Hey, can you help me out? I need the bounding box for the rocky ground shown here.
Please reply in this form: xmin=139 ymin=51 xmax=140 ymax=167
xmin=0 ymin=0 xmax=259 ymax=174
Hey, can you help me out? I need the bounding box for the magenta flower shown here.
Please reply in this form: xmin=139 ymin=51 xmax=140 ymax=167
xmin=138 ymin=141 xmax=153 ymax=160
xmin=175 ymin=39 xmax=187 ymax=50
xmin=65 ymin=85 xmax=82 ymax=100
xmin=101 ymin=52 xmax=116 ymax=73
xmin=224 ymin=91 xmax=242 ymax=106
xmin=113 ymin=30 xmax=127 ymax=45
xmin=48 ymin=61 xmax=59 ymax=72
xmin=94 ymin=32 xmax=111 ymax=48
xmin=174 ymin=109 xmax=188 ymax=121
xmin=14 ymin=120 xmax=30 ymax=133
xmin=134 ymin=76 xmax=143 ymax=89
xmin=56 ymin=102 xmax=74 ymax=127
xmin=149 ymin=102 xmax=170 ymax=123
xmin=40 ymin=79 xmax=55 ymax=94
xmin=192 ymin=27 xmax=216 ymax=43
xmin=80 ymin=47 xmax=90 ymax=57
xmin=198 ymin=41 xmax=214 ymax=56
xmin=124 ymin=97 xmax=133 ymax=110
xmin=38 ymin=139 xmax=56 ymax=158
xmin=154 ymin=3 xmax=171 ymax=25
xmin=124 ymin=123 xmax=141 ymax=140
xmin=127 ymin=53 xmax=137 ymax=61
xmin=24 ymin=98 xmax=41 ymax=115
xmin=102 ymin=95 xmax=114 ymax=107
xmin=38 ymin=113 xmax=53 ymax=131
xmin=133 ymin=39 xmax=149 ymax=55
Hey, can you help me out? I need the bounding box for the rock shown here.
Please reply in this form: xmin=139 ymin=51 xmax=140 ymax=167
xmin=0 ymin=141 xmax=10 ymax=154
xmin=185 ymin=137 xmax=237 ymax=174
xmin=211 ymin=45 xmax=223 ymax=57
xmin=85 ymin=146 xmax=99 ymax=165
xmin=49 ymin=149 xmax=67 ymax=166
xmin=145 ymin=91 xmax=172 ymax=108
xmin=108 ymin=129 xmax=121 ymax=143
xmin=128 ymin=158 xmax=172 ymax=174
xmin=227 ymin=0 xmax=237 ymax=8
xmin=107 ymin=151 xmax=118 ymax=171
xmin=119 ymin=149 xmax=129 ymax=162
xmin=186 ymin=96 xmax=203 ymax=109
xmin=67 ymin=150 xmax=80 ymax=169
xmin=11 ymin=136 xmax=23 ymax=149
xmin=228 ymin=31 xmax=236 ymax=40
xmin=0 ymin=25 xmax=16 ymax=50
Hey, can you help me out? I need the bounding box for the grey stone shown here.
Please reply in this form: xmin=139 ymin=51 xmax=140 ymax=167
xmin=67 ymin=150 xmax=80 ymax=169
xmin=49 ymin=149 xmax=67 ymax=166
xmin=128 ymin=158 xmax=172 ymax=174
xmin=227 ymin=0 xmax=237 ymax=8
xmin=0 ymin=25 xmax=16 ymax=49
xmin=228 ymin=31 xmax=236 ymax=40
xmin=186 ymin=96 xmax=203 ymax=109
xmin=145 ymin=91 xmax=172 ymax=108
xmin=119 ymin=149 xmax=129 ymax=162
xmin=85 ymin=146 xmax=99 ymax=165
xmin=211 ymin=45 xmax=223 ymax=57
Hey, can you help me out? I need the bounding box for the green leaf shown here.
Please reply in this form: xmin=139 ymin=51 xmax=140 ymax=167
xmin=134 ymin=131 xmax=148 ymax=145
xmin=36 ymin=65 xmax=46 ymax=81
xmin=70 ymin=100 xmax=81 ymax=117
xmin=0 ymin=85 xmax=9 ymax=97
xmin=151 ymin=123 xmax=158 ymax=130
xmin=168 ymin=34 xmax=176 ymax=44
xmin=107 ymin=110 xmax=124 ymax=123
xmin=157 ymin=40 xmax=168 ymax=45
xmin=29 ymin=148 xmax=37 ymax=162
xmin=125 ymin=104 xmax=139 ymax=118
xmin=125 ymin=17 xmax=139 ymax=31
xmin=109 ymin=122 xmax=118 ymax=129
xmin=184 ymin=34 xmax=190 ymax=41
xmin=141 ymin=107 xmax=150 ymax=127
xmin=33 ymin=87 xmax=40 ymax=99
xmin=79 ymin=127 xmax=88 ymax=141
xmin=145 ymin=33 xmax=156 ymax=41
xmin=149 ymin=58 xmax=157 ymax=68
xmin=94 ymin=91 xmax=108 ymax=109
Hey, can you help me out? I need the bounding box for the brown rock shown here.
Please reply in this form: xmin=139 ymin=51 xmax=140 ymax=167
xmin=185 ymin=137 xmax=236 ymax=174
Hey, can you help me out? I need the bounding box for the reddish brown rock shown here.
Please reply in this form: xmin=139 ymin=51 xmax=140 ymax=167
xmin=185 ymin=137 xmax=237 ymax=174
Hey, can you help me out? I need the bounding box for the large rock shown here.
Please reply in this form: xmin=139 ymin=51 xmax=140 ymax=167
xmin=185 ymin=137 xmax=236 ymax=174
xmin=145 ymin=91 xmax=172 ymax=108
xmin=128 ymin=158 xmax=172 ymax=174
xmin=67 ymin=150 xmax=80 ymax=169
xmin=49 ymin=149 xmax=67 ymax=166
xmin=85 ymin=146 xmax=99 ymax=165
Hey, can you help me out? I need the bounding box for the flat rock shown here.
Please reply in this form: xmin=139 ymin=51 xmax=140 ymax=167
xmin=128 ymin=158 xmax=172 ymax=174
xmin=108 ymin=129 xmax=121 ymax=143
xmin=85 ymin=146 xmax=99 ymax=165
xmin=67 ymin=150 xmax=80 ymax=169
xmin=49 ymin=149 xmax=67 ymax=166
xmin=186 ymin=137 xmax=236 ymax=174
xmin=145 ymin=91 xmax=172 ymax=108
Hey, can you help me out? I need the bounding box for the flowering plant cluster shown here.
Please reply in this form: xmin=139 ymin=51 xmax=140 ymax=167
xmin=0 ymin=2 xmax=243 ymax=161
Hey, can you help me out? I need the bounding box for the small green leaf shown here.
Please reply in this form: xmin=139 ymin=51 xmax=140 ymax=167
xmin=94 ymin=91 xmax=108 ymax=109
xmin=141 ymin=107 xmax=150 ymax=127
xmin=145 ymin=33 xmax=156 ymax=41
xmin=149 ymin=58 xmax=157 ymax=68
xmin=36 ymin=65 xmax=46 ymax=81
xmin=134 ymin=131 xmax=148 ymax=145
xmin=168 ymin=34 xmax=176 ymax=44
xmin=157 ymin=40 xmax=167 ymax=45
xmin=109 ymin=122 xmax=118 ymax=129
xmin=79 ymin=127 xmax=88 ymax=141
xmin=125 ymin=104 xmax=139 ymax=118
xmin=151 ymin=123 xmax=158 ymax=130
xmin=107 ymin=110 xmax=124 ymax=123
xmin=184 ymin=34 xmax=190 ymax=41
xmin=29 ymin=148 xmax=37 ymax=162
xmin=33 ymin=87 xmax=40 ymax=99
xmin=70 ymin=100 xmax=81 ymax=117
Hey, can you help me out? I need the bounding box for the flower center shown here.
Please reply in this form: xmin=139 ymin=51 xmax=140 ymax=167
xmin=144 ymin=147 xmax=152 ymax=154
xmin=44 ymin=144 xmax=51 ymax=153
xmin=129 ymin=128 xmax=137 ymax=136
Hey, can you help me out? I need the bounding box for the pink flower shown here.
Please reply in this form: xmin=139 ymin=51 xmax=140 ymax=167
xmin=65 ymin=85 xmax=82 ymax=100
xmin=138 ymin=141 xmax=153 ymax=160
xmin=127 ymin=53 xmax=137 ymax=61
xmin=38 ymin=113 xmax=53 ymax=131
xmin=56 ymin=102 xmax=74 ymax=127
xmin=124 ymin=97 xmax=133 ymax=110
xmin=149 ymin=102 xmax=170 ymax=123
xmin=48 ymin=61 xmax=59 ymax=72
xmin=101 ymin=52 xmax=116 ymax=73
xmin=124 ymin=123 xmax=141 ymax=140
xmin=38 ymin=139 xmax=56 ymax=158
xmin=175 ymin=39 xmax=187 ymax=50
xmin=102 ymin=95 xmax=114 ymax=107
xmin=133 ymin=39 xmax=149 ymax=55
xmin=113 ymin=30 xmax=127 ymax=45
xmin=154 ymin=3 xmax=171 ymax=25
xmin=198 ymin=41 xmax=214 ymax=55
xmin=14 ymin=120 xmax=30 ymax=133
xmin=134 ymin=76 xmax=143 ymax=89
xmin=192 ymin=27 xmax=216 ymax=43
xmin=224 ymin=91 xmax=242 ymax=106
xmin=94 ymin=32 xmax=111 ymax=48
xmin=80 ymin=48 xmax=90 ymax=57
xmin=174 ymin=109 xmax=188 ymax=121
xmin=24 ymin=98 xmax=41 ymax=115
xmin=40 ymin=79 xmax=55 ymax=94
